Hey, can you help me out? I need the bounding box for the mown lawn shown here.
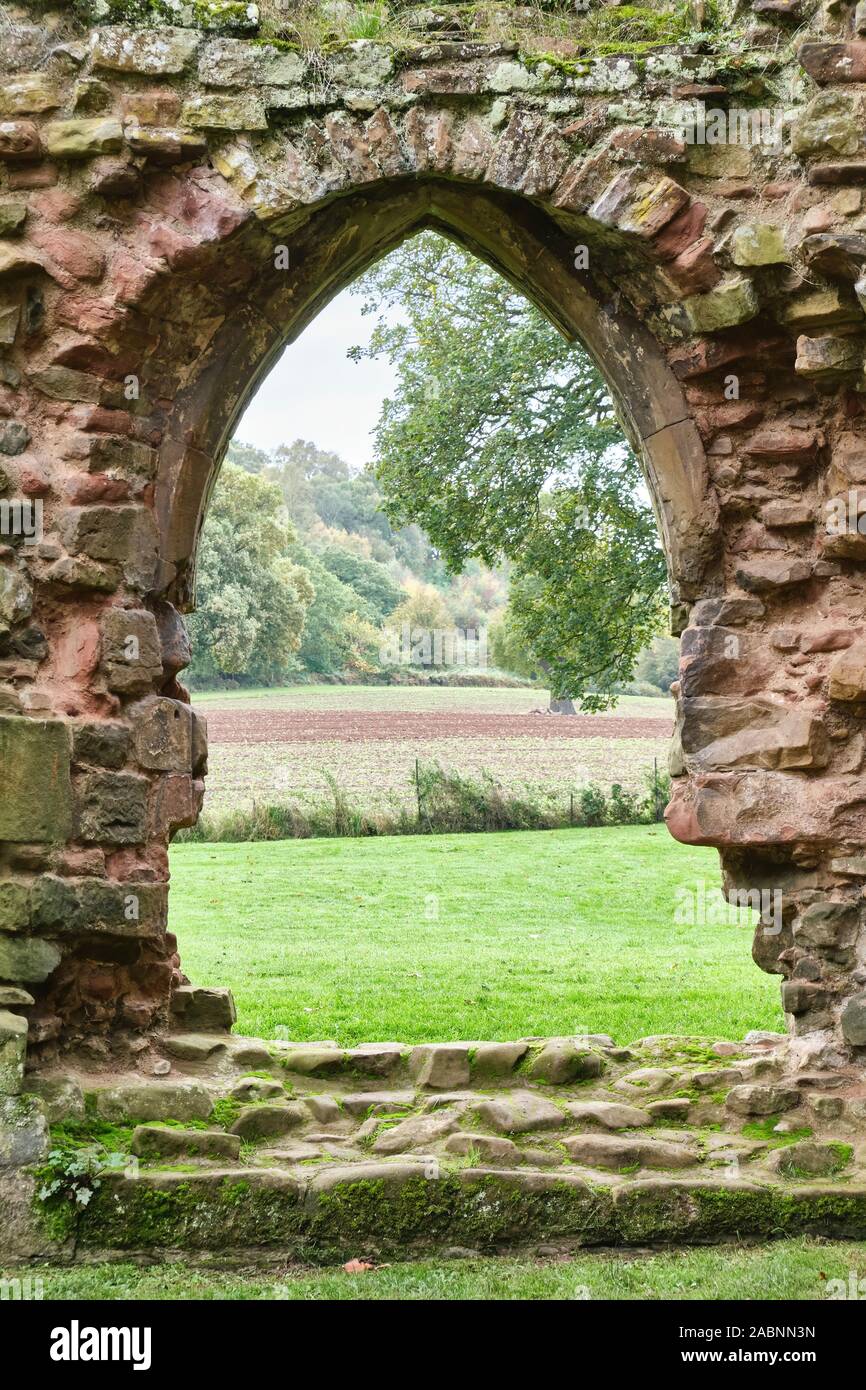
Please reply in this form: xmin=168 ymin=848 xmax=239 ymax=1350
xmin=7 ymin=1240 xmax=857 ymax=1300
xmin=169 ymin=825 xmax=782 ymax=1046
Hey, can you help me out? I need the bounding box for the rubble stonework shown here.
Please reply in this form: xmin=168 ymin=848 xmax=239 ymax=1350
xmin=3 ymin=0 xmax=866 ymax=1086
xmin=4 ymin=1024 xmax=866 ymax=1262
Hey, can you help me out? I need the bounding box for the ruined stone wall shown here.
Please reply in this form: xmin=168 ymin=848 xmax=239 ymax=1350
xmin=3 ymin=0 xmax=866 ymax=1075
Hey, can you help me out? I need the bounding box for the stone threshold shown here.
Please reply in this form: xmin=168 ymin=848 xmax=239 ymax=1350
xmin=3 ymin=1003 xmax=866 ymax=1261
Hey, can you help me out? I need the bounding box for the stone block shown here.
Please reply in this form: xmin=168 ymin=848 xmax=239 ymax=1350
xmin=0 ymin=204 xmax=26 ymax=237
xmin=525 ymin=1041 xmax=604 ymax=1084
xmin=731 ymin=223 xmax=788 ymax=267
xmin=0 ymin=566 xmax=32 ymax=625
xmin=841 ymin=992 xmax=866 ymax=1045
xmin=42 ymin=119 xmax=123 ymax=158
xmin=181 ymin=94 xmax=268 ymax=131
xmin=0 ymin=1094 xmax=47 ymax=1166
xmin=131 ymin=697 xmax=193 ymax=772
xmin=767 ymin=1140 xmax=852 ymax=1176
xmin=562 ymin=1134 xmax=699 ymax=1170
xmin=683 ymin=276 xmax=760 ymax=333
xmin=92 ymin=25 xmax=201 ymax=76
xmin=60 ymin=506 xmax=159 ymax=591
xmin=0 ymin=74 xmax=61 ymax=117
xmin=0 ymin=717 xmax=72 ymax=843
xmin=94 ymin=1082 xmax=213 ymax=1124
xmin=198 ymin=36 xmax=264 ymax=86
xmin=678 ymin=697 xmax=828 ymax=772
xmin=791 ymin=90 xmax=859 ymax=157
xmin=30 ymin=876 xmax=166 ymax=939
xmin=229 ymin=1103 xmax=306 ymax=1140
xmin=0 ymin=121 xmax=42 ymax=161
xmin=170 ymin=985 xmax=236 ymax=1032
xmin=444 ymin=1132 xmax=519 ymax=1165
xmin=279 ymin=1048 xmax=346 ymax=1076
xmin=26 ymin=1075 xmax=85 ymax=1124
xmin=829 ymin=643 xmax=866 ymax=701
xmin=782 ymin=289 xmax=861 ymax=330
xmin=471 ymin=1090 xmax=565 ymax=1134
xmin=72 ymin=722 xmax=130 ymax=769
xmin=0 ymin=1009 xmax=26 ymax=1094
xmin=564 ymin=1101 xmax=652 ymax=1129
xmin=589 ymin=168 xmax=689 ymax=239
xmin=74 ymin=771 xmax=149 ymax=845
xmin=469 ymin=1041 xmax=528 ymax=1076
xmin=0 ymin=882 xmax=31 ymax=932
xmin=130 ymin=1125 xmax=240 ymax=1161
xmin=799 ymin=42 xmax=866 ymax=83
xmin=795 ymin=901 xmax=858 ymax=950
xmin=100 ymin=608 xmax=162 ymax=695
xmin=725 ymin=1083 xmax=800 ymax=1116
xmin=408 ymin=1044 xmax=471 ymax=1089
xmin=31 ymin=366 xmax=103 ymax=402
xmin=0 ymin=936 xmax=61 ymax=985
xmin=0 ymin=420 xmax=30 ymax=454
xmin=372 ymin=1108 xmax=460 ymax=1153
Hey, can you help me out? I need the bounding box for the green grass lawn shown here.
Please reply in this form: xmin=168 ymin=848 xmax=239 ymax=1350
xmin=170 ymin=825 xmax=782 ymax=1046
xmin=8 ymin=1240 xmax=857 ymax=1300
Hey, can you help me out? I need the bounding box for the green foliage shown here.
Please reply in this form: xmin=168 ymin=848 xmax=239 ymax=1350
xmin=578 ymin=784 xmax=607 ymax=827
xmin=352 ymin=232 xmax=669 ymax=708
xmin=291 ymin=550 xmax=379 ymax=674
xmin=188 ymin=463 xmax=313 ymax=682
xmin=176 ymin=760 xmax=668 ymax=841
xmin=188 ymin=438 xmax=456 ymax=686
xmin=630 ymin=635 xmax=679 ymax=696
xmin=343 ymin=0 xmax=390 ymax=39
xmin=489 ymin=611 xmax=542 ymax=683
xmin=317 ymin=543 xmax=402 ymax=623
xmin=388 ymin=581 xmax=451 ymax=635
xmin=567 ymin=2 xmax=723 ymax=55
xmin=36 ymin=1134 xmax=135 ymax=1215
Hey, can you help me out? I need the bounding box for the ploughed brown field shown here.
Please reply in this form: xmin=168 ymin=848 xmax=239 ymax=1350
xmin=202 ymin=707 xmax=673 ymax=744
xmin=190 ymin=686 xmax=675 ymax=815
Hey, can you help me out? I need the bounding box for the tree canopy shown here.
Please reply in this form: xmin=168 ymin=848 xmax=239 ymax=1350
xmin=187 ymin=462 xmax=313 ymax=681
xmin=351 ymin=232 xmax=669 ymax=708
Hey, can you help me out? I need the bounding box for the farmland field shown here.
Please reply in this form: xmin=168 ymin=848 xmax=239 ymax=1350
xmin=190 ymin=685 xmax=674 ymax=815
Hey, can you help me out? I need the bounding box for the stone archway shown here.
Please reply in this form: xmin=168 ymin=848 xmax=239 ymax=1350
xmin=2 ymin=2 xmax=866 ymax=1097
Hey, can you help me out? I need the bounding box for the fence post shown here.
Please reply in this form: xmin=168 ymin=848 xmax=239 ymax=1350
xmin=415 ymin=758 xmax=422 ymax=825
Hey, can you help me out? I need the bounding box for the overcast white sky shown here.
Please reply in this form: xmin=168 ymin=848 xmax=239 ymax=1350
xmin=233 ymin=286 xmax=397 ymax=470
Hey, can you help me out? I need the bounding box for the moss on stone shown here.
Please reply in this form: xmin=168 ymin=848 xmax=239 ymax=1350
xmin=192 ymin=0 xmax=259 ymax=33
xmin=49 ymin=1117 xmax=135 ymax=1152
xmin=829 ymin=1142 xmax=854 ymax=1168
xmin=75 ymin=0 xmax=259 ymax=30
xmin=76 ymin=1172 xmax=304 ymax=1249
xmin=741 ymin=1118 xmax=814 ymax=1148
xmin=210 ymin=1098 xmax=242 ymax=1129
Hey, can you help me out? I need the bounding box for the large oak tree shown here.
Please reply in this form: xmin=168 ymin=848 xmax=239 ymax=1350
xmin=352 ymin=232 xmax=668 ymax=710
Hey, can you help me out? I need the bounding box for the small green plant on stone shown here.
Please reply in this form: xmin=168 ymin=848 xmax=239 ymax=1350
xmin=36 ymin=1143 xmax=133 ymax=1211
xmin=344 ymin=1 xmax=389 ymax=39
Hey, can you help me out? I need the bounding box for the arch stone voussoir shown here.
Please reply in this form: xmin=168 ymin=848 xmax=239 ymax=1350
xmin=3 ymin=3 xmax=866 ymax=1097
